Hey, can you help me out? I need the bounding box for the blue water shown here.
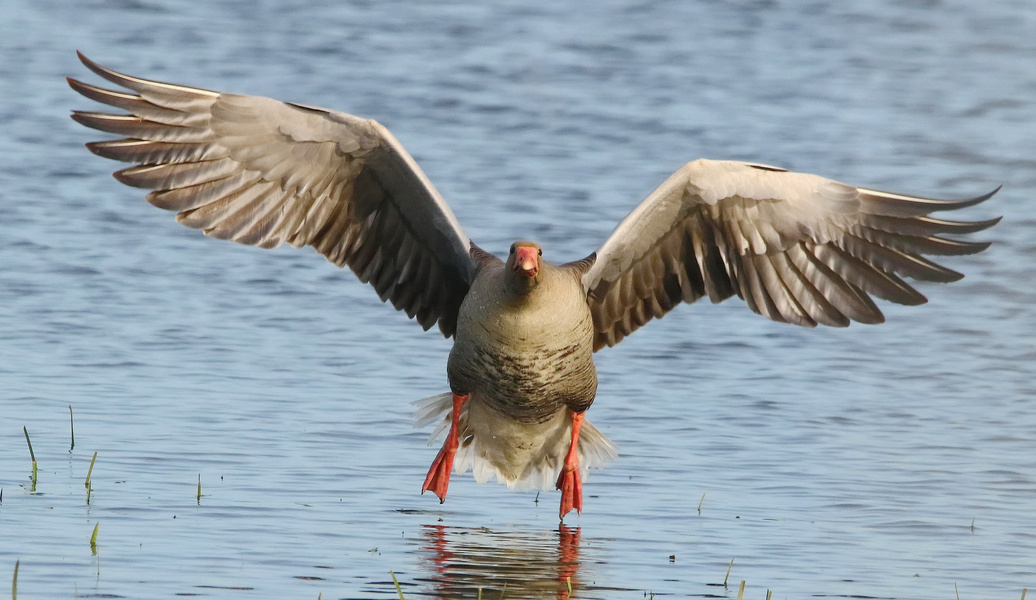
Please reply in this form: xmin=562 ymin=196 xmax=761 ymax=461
xmin=1 ymin=1 xmax=1034 ymax=598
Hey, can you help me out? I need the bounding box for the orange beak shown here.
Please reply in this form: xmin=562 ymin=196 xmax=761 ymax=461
xmin=514 ymin=246 xmax=539 ymax=278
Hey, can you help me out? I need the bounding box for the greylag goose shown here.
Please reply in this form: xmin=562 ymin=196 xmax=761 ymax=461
xmin=68 ymin=52 xmax=999 ymax=519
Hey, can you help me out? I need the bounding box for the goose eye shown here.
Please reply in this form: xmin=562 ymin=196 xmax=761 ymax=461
xmin=537 ymin=249 xmax=542 ymax=256
xmin=509 ymin=245 xmax=516 ymax=254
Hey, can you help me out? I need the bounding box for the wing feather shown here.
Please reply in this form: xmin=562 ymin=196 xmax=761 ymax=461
xmin=584 ymin=159 xmax=998 ymax=350
xmin=69 ymin=52 xmax=475 ymax=337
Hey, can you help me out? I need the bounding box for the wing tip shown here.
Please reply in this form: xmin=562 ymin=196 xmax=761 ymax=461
xmin=66 ymin=75 xmax=84 ymax=93
xmin=974 ymin=215 xmax=1003 ymax=232
xmin=74 ymin=50 xmax=115 ymax=82
xmin=860 ymin=184 xmax=1002 ymax=212
xmin=946 ymin=184 xmax=1002 ymax=210
xmin=70 ymin=50 xmax=220 ymax=98
xmin=856 ymin=311 xmax=886 ymax=325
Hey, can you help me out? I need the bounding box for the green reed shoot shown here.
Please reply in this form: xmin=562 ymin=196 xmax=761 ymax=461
xmin=83 ymin=451 xmax=97 ymax=489
xmin=69 ymin=405 xmax=75 ymax=452
xmin=197 ymin=475 xmax=202 ymax=504
xmin=955 ymin=582 xmax=960 ymax=600
xmin=698 ymin=492 xmax=705 ymax=515
xmin=22 ymin=428 xmax=37 ymax=491
xmin=389 ymin=570 xmax=404 ymax=599
xmin=90 ymin=523 xmax=99 ymax=555
xmin=736 ymin=580 xmax=745 ymax=600
xmin=12 ymin=560 xmax=18 ymax=600
xmin=85 ymin=451 xmax=98 ymax=504
xmin=86 ymin=453 xmax=97 ymax=486
xmin=765 ymin=590 xmax=772 ymax=600
xmin=723 ymin=557 xmax=734 ymax=588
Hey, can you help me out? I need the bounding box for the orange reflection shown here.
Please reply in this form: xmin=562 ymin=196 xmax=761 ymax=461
xmin=418 ymin=524 xmax=585 ymax=599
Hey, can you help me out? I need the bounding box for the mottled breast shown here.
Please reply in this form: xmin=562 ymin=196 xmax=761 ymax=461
xmin=448 ymin=263 xmax=598 ymax=422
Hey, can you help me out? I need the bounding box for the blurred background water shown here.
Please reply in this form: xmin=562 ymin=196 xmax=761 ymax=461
xmin=1 ymin=0 xmax=1033 ymax=598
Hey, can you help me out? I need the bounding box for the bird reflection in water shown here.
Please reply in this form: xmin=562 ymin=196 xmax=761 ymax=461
xmin=417 ymin=524 xmax=587 ymax=599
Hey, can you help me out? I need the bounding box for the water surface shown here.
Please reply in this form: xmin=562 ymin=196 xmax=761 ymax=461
xmin=1 ymin=1 xmax=1034 ymax=598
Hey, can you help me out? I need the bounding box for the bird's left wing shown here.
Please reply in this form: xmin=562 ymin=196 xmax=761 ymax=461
xmin=583 ymin=159 xmax=999 ymax=350
xmin=68 ymin=52 xmax=476 ymax=337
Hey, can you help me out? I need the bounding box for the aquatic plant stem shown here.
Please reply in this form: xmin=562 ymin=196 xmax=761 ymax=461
xmin=12 ymin=560 xmax=18 ymax=600
xmin=389 ymin=570 xmax=404 ymax=599
xmin=22 ymin=428 xmax=36 ymax=491
xmin=736 ymin=580 xmax=745 ymax=600
xmin=90 ymin=523 xmax=99 ymax=555
xmin=723 ymin=557 xmax=734 ymax=588
xmin=85 ymin=452 xmax=98 ymax=504
xmin=69 ymin=405 xmax=75 ymax=452
xmin=85 ymin=452 xmax=97 ymax=488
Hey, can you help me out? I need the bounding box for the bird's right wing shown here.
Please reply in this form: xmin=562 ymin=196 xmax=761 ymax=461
xmin=583 ymin=159 xmax=999 ymax=350
xmin=69 ymin=52 xmax=476 ymax=337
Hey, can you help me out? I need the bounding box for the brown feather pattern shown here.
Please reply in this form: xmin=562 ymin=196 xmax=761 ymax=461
xmin=584 ymin=161 xmax=998 ymax=351
xmin=68 ymin=52 xmax=474 ymax=337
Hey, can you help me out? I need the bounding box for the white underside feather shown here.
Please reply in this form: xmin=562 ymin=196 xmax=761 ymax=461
xmin=412 ymin=392 xmax=617 ymax=491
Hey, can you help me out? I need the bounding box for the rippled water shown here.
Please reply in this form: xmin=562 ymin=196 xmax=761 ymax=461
xmin=2 ymin=1 xmax=1034 ymax=598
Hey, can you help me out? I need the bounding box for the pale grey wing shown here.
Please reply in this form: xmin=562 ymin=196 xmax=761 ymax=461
xmin=583 ymin=159 xmax=999 ymax=351
xmin=68 ymin=52 xmax=476 ymax=337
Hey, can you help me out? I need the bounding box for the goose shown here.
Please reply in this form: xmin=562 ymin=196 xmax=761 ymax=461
xmin=68 ymin=52 xmax=999 ymax=519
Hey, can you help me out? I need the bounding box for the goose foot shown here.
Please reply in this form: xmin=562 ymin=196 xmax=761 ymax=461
xmin=556 ymin=410 xmax=585 ymax=519
xmin=421 ymin=393 xmax=467 ymax=503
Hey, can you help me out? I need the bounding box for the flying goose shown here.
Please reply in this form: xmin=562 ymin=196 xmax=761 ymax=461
xmin=68 ymin=52 xmax=999 ymax=518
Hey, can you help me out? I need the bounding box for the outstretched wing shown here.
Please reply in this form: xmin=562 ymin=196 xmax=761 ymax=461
xmin=69 ymin=52 xmax=476 ymax=337
xmin=583 ymin=159 xmax=999 ymax=350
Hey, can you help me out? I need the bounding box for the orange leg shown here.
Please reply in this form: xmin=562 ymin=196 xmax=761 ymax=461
xmin=555 ymin=410 xmax=585 ymax=519
xmin=421 ymin=394 xmax=468 ymax=503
